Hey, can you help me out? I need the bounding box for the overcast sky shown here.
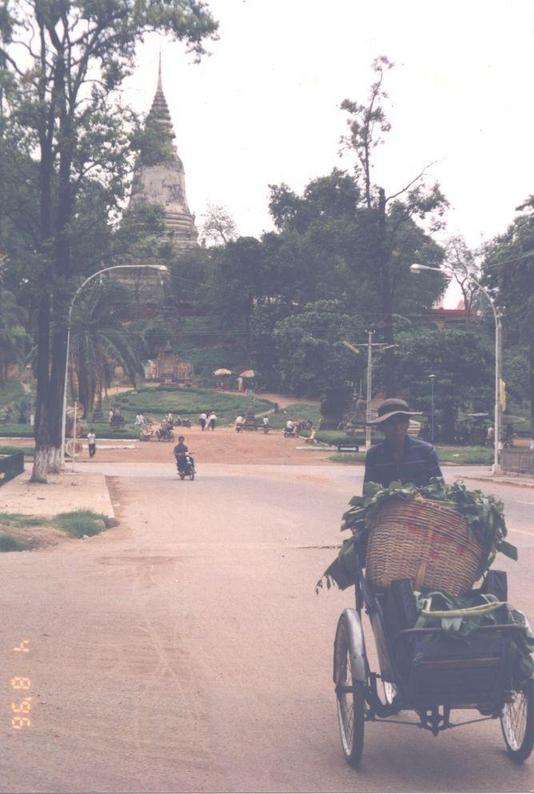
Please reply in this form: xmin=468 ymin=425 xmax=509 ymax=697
xmin=123 ymin=0 xmax=534 ymax=304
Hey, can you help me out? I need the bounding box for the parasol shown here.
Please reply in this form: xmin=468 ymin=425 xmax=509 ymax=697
xmin=213 ymin=368 xmax=233 ymax=376
xmin=240 ymin=369 xmax=255 ymax=378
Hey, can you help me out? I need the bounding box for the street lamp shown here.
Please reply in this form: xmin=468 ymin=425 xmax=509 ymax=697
xmin=428 ymin=373 xmax=436 ymax=443
xmin=60 ymin=264 xmax=169 ymax=466
xmin=410 ymin=262 xmax=502 ymax=473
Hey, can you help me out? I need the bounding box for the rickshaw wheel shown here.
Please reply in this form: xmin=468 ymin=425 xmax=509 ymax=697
xmin=501 ymin=679 xmax=534 ymax=762
xmin=334 ymin=614 xmax=365 ymax=768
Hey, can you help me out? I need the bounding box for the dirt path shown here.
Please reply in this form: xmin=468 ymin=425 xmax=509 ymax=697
xmin=72 ymin=427 xmax=334 ymax=466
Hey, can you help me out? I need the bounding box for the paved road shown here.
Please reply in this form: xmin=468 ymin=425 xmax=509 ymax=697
xmin=0 ymin=463 xmax=532 ymax=792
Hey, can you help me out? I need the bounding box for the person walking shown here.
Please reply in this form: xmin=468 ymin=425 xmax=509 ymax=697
xmin=87 ymin=430 xmax=97 ymax=458
xmin=207 ymin=411 xmax=217 ymax=431
xmin=199 ymin=411 xmax=207 ymax=431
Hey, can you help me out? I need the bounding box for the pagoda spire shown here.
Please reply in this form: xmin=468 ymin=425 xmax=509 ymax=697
xmin=127 ymin=53 xmax=198 ymax=248
xmin=157 ymin=50 xmax=163 ymax=92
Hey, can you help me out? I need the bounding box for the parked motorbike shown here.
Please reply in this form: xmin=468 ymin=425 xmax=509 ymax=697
xmin=156 ymin=424 xmax=175 ymax=442
xmin=176 ymin=453 xmax=196 ymax=481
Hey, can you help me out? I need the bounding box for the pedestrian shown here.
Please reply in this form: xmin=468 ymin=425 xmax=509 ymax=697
xmin=364 ymin=398 xmax=443 ymax=492
xmin=87 ymin=429 xmax=97 ymax=458
xmin=134 ymin=412 xmax=144 ymax=426
xmin=199 ymin=411 xmax=207 ymax=431
xmin=237 ymin=376 xmax=243 ymax=392
xmin=235 ymin=415 xmax=244 ymax=432
xmin=108 ymin=408 xmax=114 ymax=425
xmin=486 ymin=425 xmax=495 ymax=447
xmin=207 ymin=411 xmax=217 ymax=431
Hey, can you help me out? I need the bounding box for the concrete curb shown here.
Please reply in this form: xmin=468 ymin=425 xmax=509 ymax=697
xmin=460 ymin=474 xmax=534 ymax=489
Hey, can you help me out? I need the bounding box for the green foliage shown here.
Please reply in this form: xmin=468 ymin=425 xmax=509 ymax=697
xmin=70 ymin=282 xmax=144 ymax=416
xmin=317 ymin=478 xmax=516 ymax=592
xmin=0 ymin=288 xmax=29 ymax=382
xmin=395 ymin=327 xmax=494 ymax=440
xmin=272 ymin=300 xmax=366 ymax=398
xmin=54 ymin=510 xmax=108 ymax=538
xmin=0 ymin=445 xmax=33 ymax=457
xmin=0 ymin=532 xmax=30 ymax=551
xmin=0 ymin=512 xmax=46 ymax=528
xmin=482 ymin=206 xmax=534 ymax=426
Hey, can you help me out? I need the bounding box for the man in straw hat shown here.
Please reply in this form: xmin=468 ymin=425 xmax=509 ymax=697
xmin=364 ymin=398 xmax=443 ymax=491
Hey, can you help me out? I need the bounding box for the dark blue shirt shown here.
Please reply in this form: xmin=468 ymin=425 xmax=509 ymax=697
xmin=364 ymin=436 xmax=443 ymax=490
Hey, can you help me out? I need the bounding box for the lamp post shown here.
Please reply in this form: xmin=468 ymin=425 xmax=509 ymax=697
xmin=410 ymin=263 xmax=502 ymax=473
xmin=61 ymin=264 xmax=169 ymax=467
xmin=428 ymin=373 xmax=436 ymax=443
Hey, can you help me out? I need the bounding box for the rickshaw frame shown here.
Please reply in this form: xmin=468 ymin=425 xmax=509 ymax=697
xmin=333 ymin=556 xmax=534 ymax=766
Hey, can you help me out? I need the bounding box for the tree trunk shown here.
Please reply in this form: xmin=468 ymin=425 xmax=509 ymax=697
xmin=47 ymin=446 xmax=61 ymax=474
xmin=32 ymin=445 xmax=52 ymax=483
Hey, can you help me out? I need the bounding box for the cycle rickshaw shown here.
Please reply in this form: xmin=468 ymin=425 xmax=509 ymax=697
xmin=332 ymin=522 xmax=534 ymax=768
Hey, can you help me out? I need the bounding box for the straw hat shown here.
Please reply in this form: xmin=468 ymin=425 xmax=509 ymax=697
xmin=367 ymin=398 xmax=421 ymax=425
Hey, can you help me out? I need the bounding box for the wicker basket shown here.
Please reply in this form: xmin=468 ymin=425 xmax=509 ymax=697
xmin=366 ymin=497 xmax=484 ymax=597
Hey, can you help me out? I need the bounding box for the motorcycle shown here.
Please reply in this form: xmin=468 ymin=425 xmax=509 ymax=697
xmin=284 ymin=426 xmax=297 ymax=438
xmin=156 ymin=424 xmax=175 ymax=442
xmin=176 ymin=453 xmax=196 ymax=481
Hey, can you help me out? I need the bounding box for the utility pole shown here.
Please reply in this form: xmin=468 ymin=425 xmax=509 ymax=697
xmin=343 ymin=334 xmax=398 ymax=451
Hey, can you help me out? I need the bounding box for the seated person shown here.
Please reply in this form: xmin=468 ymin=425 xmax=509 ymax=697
xmin=364 ymin=398 xmax=443 ymax=491
xmin=173 ymin=436 xmax=194 ymax=470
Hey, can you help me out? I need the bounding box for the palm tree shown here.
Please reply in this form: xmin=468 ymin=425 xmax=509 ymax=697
xmin=0 ymin=288 xmax=29 ymax=384
xmin=69 ymin=283 xmax=144 ymax=417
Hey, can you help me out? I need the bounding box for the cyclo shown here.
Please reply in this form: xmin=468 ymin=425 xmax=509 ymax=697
xmin=331 ymin=497 xmax=534 ymax=768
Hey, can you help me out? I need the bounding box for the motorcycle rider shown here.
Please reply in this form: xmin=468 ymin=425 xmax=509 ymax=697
xmin=173 ymin=435 xmax=194 ymax=473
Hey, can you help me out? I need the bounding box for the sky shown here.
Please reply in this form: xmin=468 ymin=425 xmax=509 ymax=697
xmin=123 ymin=0 xmax=534 ymax=306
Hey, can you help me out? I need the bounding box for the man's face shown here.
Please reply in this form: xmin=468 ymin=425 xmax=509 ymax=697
xmin=383 ymin=415 xmax=410 ymax=443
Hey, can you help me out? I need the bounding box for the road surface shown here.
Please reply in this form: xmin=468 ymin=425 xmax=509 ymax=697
xmin=0 ymin=462 xmax=532 ymax=792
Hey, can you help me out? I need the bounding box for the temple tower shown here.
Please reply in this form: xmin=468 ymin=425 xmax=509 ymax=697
xmin=128 ymin=55 xmax=198 ymax=246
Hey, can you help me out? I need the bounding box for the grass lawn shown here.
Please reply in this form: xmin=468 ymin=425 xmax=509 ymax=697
xmin=99 ymin=386 xmax=277 ymax=428
xmin=329 ymin=443 xmax=493 ymax=466
xmin=267 ymin=402 xmax=322 ymax=429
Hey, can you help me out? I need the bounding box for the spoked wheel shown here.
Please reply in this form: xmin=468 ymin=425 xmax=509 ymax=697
xmin=501 ymin=679 xmax=534 ymax=762
xmin=334 ymin=614 xmax=365 ymax=768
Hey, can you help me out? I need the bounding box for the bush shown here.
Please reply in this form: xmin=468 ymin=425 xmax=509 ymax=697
xmin=0 ymin=531 xmax=30 ymax=551
xmin=0 ymin=512 xmax=46 ymax=527
xmin=53 ymin=510 xmax=108 ymax=538
xmin=315 ymin=430 xmax=366 ymax=446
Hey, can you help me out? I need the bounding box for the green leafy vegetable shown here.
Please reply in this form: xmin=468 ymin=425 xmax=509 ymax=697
xmin=316 ymin=478 xmax=518 ymax=593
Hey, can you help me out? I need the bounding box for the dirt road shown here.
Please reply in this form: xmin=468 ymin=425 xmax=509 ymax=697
xmin=0 ymin=459 xmax=532 ymax=792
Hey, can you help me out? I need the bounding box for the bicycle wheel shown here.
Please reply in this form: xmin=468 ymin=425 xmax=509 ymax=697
xmin=334 ymin=613 xmax=365 ymax=768
xmin=501 ymin=679 xmax=534 ymax=762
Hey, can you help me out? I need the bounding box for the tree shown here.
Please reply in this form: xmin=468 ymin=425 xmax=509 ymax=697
xmin=395 ymin=326 xmax=494 ymax=440
xmin=69 ymin=283 xmax=144 ymax=417
xmin=200 ymin=203 xmax=237 ymax=245
xmin=481 ymin=205 xmax=534 ymax=427
xmin=212 ymin=236 xmax=266 ymax=355
xmin=340 ymin=56 xmax=448 ymax=393
xmin=444 ymin=236 xmax=481 ymax=321
xmin=273 ymin=300 xmax=367 ymax=399
xmin=0 ymin=0 xmax=217 ymax=481
xmin=0 ymin=286 xmax=29 ymax=383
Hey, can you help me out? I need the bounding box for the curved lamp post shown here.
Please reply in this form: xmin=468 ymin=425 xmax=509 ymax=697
xmin=61 ymin=264 xmax=169 ymax=466
xmin=410 ymin=263 xmax=502 ymax=473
